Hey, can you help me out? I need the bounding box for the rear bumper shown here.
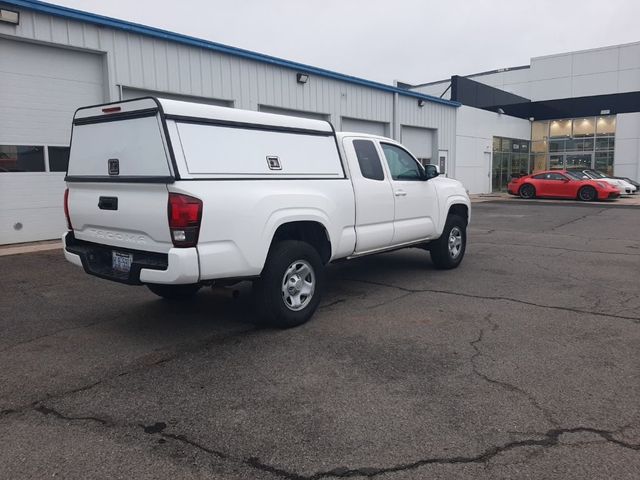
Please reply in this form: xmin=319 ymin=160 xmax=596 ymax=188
xmin=63 ymin=232 xmax=199 ymax=285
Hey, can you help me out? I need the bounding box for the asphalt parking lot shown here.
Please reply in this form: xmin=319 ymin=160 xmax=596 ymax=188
xmin=1 ymin=201 xmax=639 ymax=479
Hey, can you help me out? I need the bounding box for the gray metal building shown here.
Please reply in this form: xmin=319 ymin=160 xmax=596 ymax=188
xmin=0 ymin=0 xmax=459 ymax=245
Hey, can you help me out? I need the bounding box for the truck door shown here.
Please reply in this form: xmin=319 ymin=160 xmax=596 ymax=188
xmin=379 ymin=142 xmax=439 ymax=244
xmin=343 ymin=138 xmax=395 ymax=253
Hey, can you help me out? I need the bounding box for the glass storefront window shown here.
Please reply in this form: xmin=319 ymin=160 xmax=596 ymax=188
xmin=531 ymin=121 xmax=549 ymax=142
xmin=595 ymin=151 xmax=614 ymax=175
xmin=550 ymin=119 xmax=572 ymax=138
xmin=532 ymin=153 xmax=546 ymax=172
xmin=0 ymin=145 xmax=45 ymax=172
xmin=549 ymin=139 xmax=565 ymax=153
xmin=531 ymin=115 xmax=617 ymax=175
xmin=492 ymin=136 xmax=531 ymax=191
xmin=572 ymin=117 xmax=595 ymax=137
xmin=596 ymin=116 xmax=616 ymax=136
xmin=531 ymin=140 xmax=547 ymax=153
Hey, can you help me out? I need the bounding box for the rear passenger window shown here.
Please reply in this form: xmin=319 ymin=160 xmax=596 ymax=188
xmin=353 ymin=140 xmax=384 ymax=181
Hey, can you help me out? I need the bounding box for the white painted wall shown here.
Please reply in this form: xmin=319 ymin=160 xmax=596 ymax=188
xmin=460 ymin=42 xmax=640 ymax=101
xmin=614 ymin=113 xmax=640 ymax=181
xmin=0 ymin=4 xmax=457 ymax=245
xmin=455 ymin=106 xmax=531 ymax=194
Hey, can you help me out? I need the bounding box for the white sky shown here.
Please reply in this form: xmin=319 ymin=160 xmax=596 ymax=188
xmin=51 ymin=0 xmax=640 ymax=85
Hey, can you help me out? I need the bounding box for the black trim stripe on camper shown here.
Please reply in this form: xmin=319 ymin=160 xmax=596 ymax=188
xmin=73 ymin=107 xmax=159 ymax=126
xmin=165 ymin=114 xmax=335 ymax=137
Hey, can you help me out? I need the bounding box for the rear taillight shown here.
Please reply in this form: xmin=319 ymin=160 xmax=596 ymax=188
xmin=168 ymin=193 xmax=203 ymax=248
xmin=63 ymin=188 xmax=73 ymax=230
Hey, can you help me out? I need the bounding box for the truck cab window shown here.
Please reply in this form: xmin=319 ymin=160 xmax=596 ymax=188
xmin=381 ymin=143 xmax=422 ymax=181
xmin=353 ymin=139 xmax=384 ymax=180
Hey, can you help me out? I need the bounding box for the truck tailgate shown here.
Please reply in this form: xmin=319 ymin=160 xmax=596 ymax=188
xmin=69 ymin=182 xmax=172 ymax=253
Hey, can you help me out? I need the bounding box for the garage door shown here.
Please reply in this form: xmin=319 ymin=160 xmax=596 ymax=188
xmin=340 ymin=117 xmax=388 ymax=136
xmin=401 ymin=126 xmax=435 ymax=165
xmin=0 ymin=38 xmax=104 ymax=244
xmin=122 ymin=87 xmax=233 ymax=107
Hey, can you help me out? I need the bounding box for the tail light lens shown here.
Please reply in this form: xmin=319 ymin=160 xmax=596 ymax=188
xmin=168 ymin=193 xmax=203 ymax=248
xmin=63 ymin=188 xmax=73 ymax=230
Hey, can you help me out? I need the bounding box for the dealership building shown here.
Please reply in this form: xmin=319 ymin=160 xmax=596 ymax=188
xmin=1 ymin=0 xmax=639 ymax=245
xmin=409 ymin=43 xmax=640 ymax=194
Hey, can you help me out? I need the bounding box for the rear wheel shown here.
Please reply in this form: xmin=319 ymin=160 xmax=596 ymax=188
xmin=254 ymin=240 xmax=324 ymax=328
xmin=429 ymin=214 xmax=467 ymax=270
xmin=578 ymin=186 xmax=597 ymax=202
xmin=519 ymin=184 xmax=536 ymax=199
xmin=147 ymin=283 xmax=201 ymax=300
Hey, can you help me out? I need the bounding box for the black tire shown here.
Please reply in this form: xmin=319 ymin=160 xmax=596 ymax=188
xmin=254 ymin=240 xmax=324 ymax=328
xmin=147 ymin=283 xmax=201 ymax=300
xmin=578 ymin=186 xmax=597 ymax=202
xmin=519 ymin=183 xmax=536 ymax=199
xmin=429 ymin=214 xmax=467 ymax=270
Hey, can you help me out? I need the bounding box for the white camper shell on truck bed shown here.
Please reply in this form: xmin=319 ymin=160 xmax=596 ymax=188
xmin=64 ymin=97 xmax=470 ymax=327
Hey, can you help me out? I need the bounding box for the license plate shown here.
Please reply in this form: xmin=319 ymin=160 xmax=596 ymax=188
xmin=112 ymin=251 xmax=133 ymax=273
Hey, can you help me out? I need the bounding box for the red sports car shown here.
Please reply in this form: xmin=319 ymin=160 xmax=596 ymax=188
xmin=508 ymin=170 xmax=620 ymax=201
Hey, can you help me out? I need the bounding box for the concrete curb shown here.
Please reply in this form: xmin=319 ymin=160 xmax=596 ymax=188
xmin=471 ymin=193 xmax=640 ymax=206
xmin=0 ymin=241 xmax=61 ymax=257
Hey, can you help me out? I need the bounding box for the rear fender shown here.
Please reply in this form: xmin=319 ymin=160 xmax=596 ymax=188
xmin=259 ymin=208 xmax=333 ymax=265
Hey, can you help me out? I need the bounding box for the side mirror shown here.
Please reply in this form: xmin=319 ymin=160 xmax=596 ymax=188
xmin=424 ymin=164 xmax=440 ymax=180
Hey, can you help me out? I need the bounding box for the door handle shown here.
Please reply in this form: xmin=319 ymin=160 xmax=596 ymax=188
xmin=98 ymin=196 xmax=118 ymax=210
xmin=394 ymin=190 xmax=407 ymax=197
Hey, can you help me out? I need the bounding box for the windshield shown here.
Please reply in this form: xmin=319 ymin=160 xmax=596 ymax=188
xmin=565 ymin=171 xmax=589 ymax=180
xmin=588 ymin=170 xmax=608 ymax=178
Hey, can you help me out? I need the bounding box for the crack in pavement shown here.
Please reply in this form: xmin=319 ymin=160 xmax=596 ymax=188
xmin=24 ymin=403 xmax=640 ymax=480
xmin=35 ymin=404 xmax=108 ymax=425
xmin=469 ymin=322 xmax=559 ymax=427
xmin=347 ymin=278 xmax=640 ymax=324
xmin=472 ymin=241 xmax=640 ymax=257
xmin=0 ymin=326 xmax=258 ymax=416
xmin=547 ymin=209 xmax=608 ymax=232
xmin=0 ymin=315 xmax=121 ymax=355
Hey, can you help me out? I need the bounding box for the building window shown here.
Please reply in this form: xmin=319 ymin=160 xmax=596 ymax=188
xmin=492 ymin=136 xmax=530 ymax=192
xmin=48 ymin=146 xmax=70 ymax=172
xmin=0 ymin=145 xmax=45 ymax=172
xmin=529 ymin=116 xmax=616 ymax=176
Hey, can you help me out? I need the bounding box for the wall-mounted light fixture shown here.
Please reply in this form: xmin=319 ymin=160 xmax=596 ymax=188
xmin=417 ymin=99 xmax=426 ymax=107
xmin=296 ymin=73 xmax=309 ymax=84
xmin=497 ymin=108 xmax=505 ymax=114
xmin=0 ymin=8 xmax=19 ymax=25
xmin=528 ymin=117 xmax=535 ymax=121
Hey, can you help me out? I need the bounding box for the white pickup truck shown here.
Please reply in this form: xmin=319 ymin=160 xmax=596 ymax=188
xmin=63 ymin=98 xmax=470 ymax=327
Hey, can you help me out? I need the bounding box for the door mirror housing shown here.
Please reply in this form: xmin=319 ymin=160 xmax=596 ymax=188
xmin=424 ymin=164 xmax=440 ymax=180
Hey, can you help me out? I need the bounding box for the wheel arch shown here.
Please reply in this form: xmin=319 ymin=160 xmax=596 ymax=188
xmin=441 ymin=195 xmax=471 ymax=232
xmin=265 ymin=217 xmax=333 ymax=266
xmin=520 ymin=182 xmax=535 ymax=193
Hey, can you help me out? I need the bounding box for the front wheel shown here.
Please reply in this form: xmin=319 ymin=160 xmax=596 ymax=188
xmin=253 ymin=240 xmax=324 ymax=328
xmin=147 ymin=283 xmax=201 ymax=300
xmin=429 ymin=214 xmax=467 ymax=270
xmin=578 ymin=186 xmax=597 ymax=202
